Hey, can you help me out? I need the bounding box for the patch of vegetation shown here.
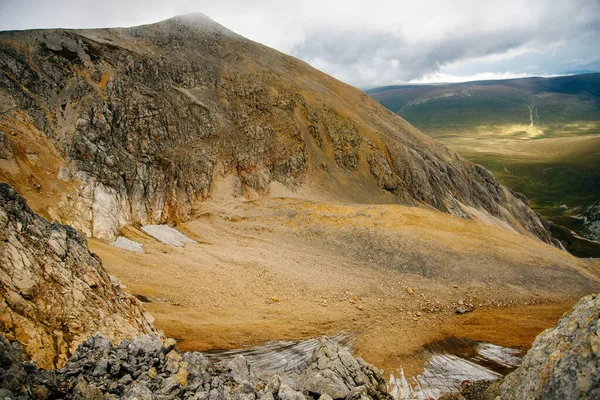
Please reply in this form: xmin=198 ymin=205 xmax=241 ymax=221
xmin=368 ymin=74 xmax=600 ymax=245
xmin=399 ymin=86 xmax=531 ymax=134
xmin=464 ymin=154 xmax=600 ymax=210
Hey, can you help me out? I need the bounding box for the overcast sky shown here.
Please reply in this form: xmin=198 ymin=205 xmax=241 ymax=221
xmin=1 ymin=0 xmax=599 ymax=88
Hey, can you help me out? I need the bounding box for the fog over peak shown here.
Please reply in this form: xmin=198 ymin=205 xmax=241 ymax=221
xmin=1 ymin=0 xmax=598 ymax=87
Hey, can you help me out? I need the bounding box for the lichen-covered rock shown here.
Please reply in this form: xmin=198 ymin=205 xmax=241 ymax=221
xmin=0 ymin=183 xmax=156 ymax=369
xmin=299 ymin=339 xmax=389 ymax=400
xmin=498 ymin=294 xmax=600 ymax=399
xmin=0 ymin=13 xmax=552 ymax=244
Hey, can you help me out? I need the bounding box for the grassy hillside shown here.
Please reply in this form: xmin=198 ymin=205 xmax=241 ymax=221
xmin=367 ymin=74 xmax=600 ymax=138
xmin=368 ymin=74 xmax=600 ymax=251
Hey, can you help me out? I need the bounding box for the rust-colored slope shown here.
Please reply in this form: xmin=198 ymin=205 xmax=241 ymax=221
xmin=88 ymin=197 xmax=599 ymax=369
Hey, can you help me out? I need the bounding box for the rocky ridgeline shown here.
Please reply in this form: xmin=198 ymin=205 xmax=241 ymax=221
xmin=3 ymin=292 xmax=599 ymax=400
xmin=0 ymin=333 xmax=390 ymax=400
xmin=0 ymin=14 xmax=551 ymax=243
xmin=0 ymin=183 xmax=155 ymax=369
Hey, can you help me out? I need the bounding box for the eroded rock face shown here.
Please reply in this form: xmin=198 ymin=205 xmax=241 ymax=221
xmin=0 ymin=183 xmax=155 ymax=369
xmin=0 ymin=334 xmax=391 ymax=400
xmin=0 ymin=14 xmax=551 ymax=243
xmin=498 ymin=294 xmax=600 ymax=399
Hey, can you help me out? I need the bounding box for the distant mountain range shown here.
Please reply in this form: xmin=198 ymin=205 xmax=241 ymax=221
xmin=368 ymin=73 xmax=600 ymax=255
xmin=367 ymin=73 xmax=600 ymax=137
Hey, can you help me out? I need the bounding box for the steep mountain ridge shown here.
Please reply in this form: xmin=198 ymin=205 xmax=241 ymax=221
xmin=0 ymin=14 xmax=551 ymax=243
xmin=0 ymin=183 xmax=155 ymax=369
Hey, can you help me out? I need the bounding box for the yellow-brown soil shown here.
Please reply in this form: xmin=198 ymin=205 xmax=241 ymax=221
xmin=88 ymin=196 xmax=600 ymax=375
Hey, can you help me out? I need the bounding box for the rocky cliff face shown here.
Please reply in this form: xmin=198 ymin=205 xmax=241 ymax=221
xmin=0 ymin=14 xmax=551 ymax=243
xmin=497 ymin=293 xmax=600 ymax=399
xmin=0 ymin=183 xmax=155 ymax=369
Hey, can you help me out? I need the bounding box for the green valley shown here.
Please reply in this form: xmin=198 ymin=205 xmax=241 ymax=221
xmin=368 ymin=74 xmax=600 ymax=255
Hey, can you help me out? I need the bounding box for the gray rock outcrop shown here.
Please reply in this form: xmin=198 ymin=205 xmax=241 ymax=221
xmin=0 ymin=183 xmax=155 ymax=369
xmin=299 ymin=339 xmax=387 ymax=399
xmin=0 ymin=333 xmax=391 ymax=400
xmin=497 ymin=293 xmax=600 ymax=399
xmin=581 ymin=202 xmax=600 ymax=241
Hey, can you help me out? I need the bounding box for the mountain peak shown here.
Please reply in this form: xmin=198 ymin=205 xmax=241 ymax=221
xmin=157 ymin=13 xmax=217 ymax=28
xmin=0 ymin=14 xmax=553 ymax=245
xmin=138 ymin=12 xmax=235 ymax=36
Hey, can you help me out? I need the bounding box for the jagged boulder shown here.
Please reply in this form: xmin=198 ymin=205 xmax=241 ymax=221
xmin=0 ymin=183 xmax=156 ymax=369
xmin=298 ymin=339 xmax=389 ymax=400
xmin=497 ymin=294 xmax=600 ymax=399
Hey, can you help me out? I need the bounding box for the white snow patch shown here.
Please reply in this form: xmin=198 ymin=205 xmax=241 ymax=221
xmin=141 ymin=225 xmax=197 ymax=247
xmin=110 ymin=237 xmax=145 ymax=253
xmin=476 ymin=343 xmax=522 ymax=368
xmin=389 ymin=354 xmax=501 ymax=399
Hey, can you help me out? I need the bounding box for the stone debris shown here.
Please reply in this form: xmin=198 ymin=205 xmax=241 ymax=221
xmin=454 ymin=306 xmax=473 ymax=315
xmin=206 ymin=334 xmax=348 ymax=384
xmin=438 ymin=380 xmax=496 ymax=400
xmin=298 ymin=339 xmax=387 ymax=399
xmin=0 ymin=334 xmax=391 ymax=400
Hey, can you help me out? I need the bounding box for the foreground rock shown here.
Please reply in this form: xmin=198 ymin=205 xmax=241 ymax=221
xmin=443 ymin=294 xmax=600 ymax=400
xmin=0 ymin=183 xmax=155 ymax=369
xmin=0 ymin=334 xmax=391 ymax=400
xmin=299 ymin=339 xmax=386 ymax=399
xmin=497 ymin=293 xmax=600 ymax=399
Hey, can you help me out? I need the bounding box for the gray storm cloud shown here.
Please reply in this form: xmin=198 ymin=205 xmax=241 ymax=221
xmin=1 ymin=0 xmax=599 ymax=86
xmin=288 ymin=0 xmax=600 ymax=86
xmin=290 ymin=27 xmax=532 ymax=85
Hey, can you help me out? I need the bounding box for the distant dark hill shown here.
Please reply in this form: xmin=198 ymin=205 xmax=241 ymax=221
xmin=368 ymin=74 xmax=600 ymax=251
xmin=367 ymin=73 xmax=600 ymax=101
xmin=367 ymin=74 xmax=600 ymax=138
